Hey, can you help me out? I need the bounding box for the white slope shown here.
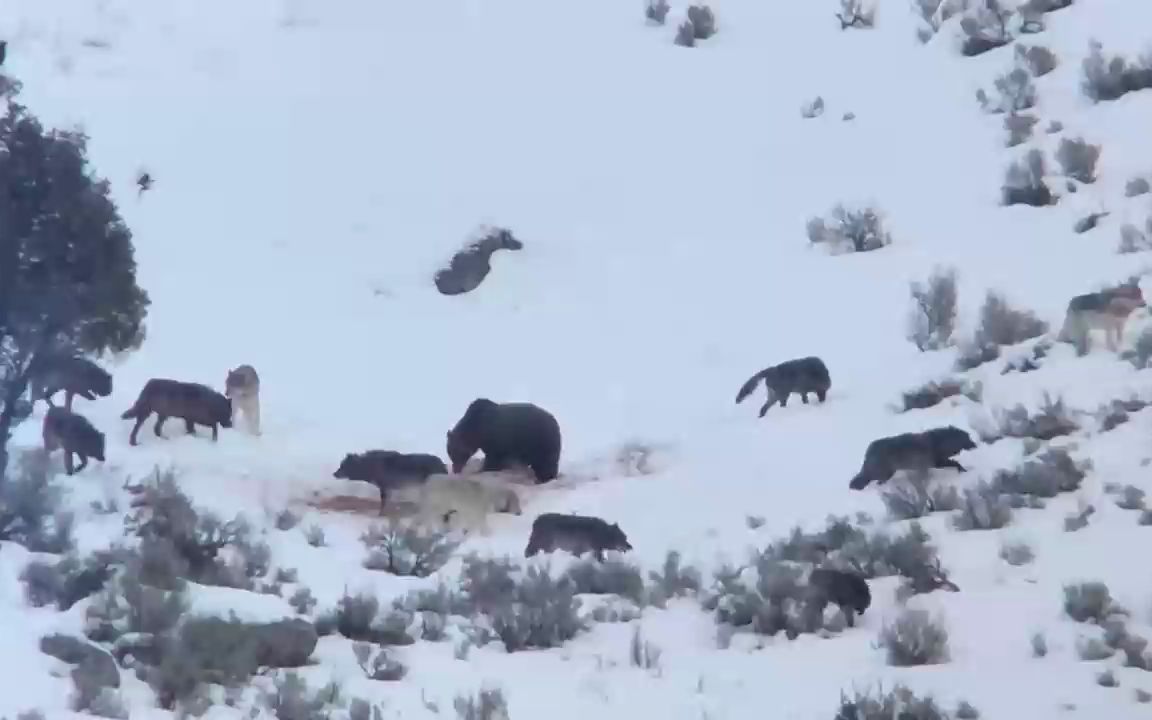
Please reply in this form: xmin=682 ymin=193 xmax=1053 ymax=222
xmin=2 ymin=0 xmax=1152 ymax=717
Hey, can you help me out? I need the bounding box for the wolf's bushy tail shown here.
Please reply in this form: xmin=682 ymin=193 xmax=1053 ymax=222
xmin=120 ymin=394 xmax=146 ymax=419
xmin=735 ymin=371 xmax=767 ymax=405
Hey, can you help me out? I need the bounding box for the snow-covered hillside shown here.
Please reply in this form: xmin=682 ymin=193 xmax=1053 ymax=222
xmin=3 ymin=0 xmax=1152 ymax=717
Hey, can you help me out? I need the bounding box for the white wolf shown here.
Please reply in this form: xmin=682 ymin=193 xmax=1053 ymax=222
xmin=225 ymin=364 xmax=261 ymax=436
xmin=410 ymin=472 xmax=523 ymax=534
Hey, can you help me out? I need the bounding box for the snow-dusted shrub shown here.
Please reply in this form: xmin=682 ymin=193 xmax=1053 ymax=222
xmin=879 ymin=608 xmax=950 ymax=666
xmin=289 ymin=586 xmax=317 ymax=615
xmin=1117 ymin=219 xmax=1152 ymax=255
xmin=360 ymin=520 xmax=460 ymax=578
xmin=1064 ymin=581 xmax=1124 ymax=624
xmin=647 ymin=549 xmax=703 ymax=605
xmin=881 ymin=470 xmax=961 ymax=521
xmin=899 ymin=378 xmax=981 ymax=412
xmin=1000 ymin=339 xmax=1051 ymax=373
xmin=806 ymin=204 xmax=892 ymax=254
xmin=564 ymin=554 xmax=648 ymax=605
xmin=1126 ymin=177 xmax=1151 ymax=197
xmin=454 ymin=688 xmax=510 ymax=720
xmin=1004 ymin=112 xmax=1039 ymax=148
xmin=274 ymin=508 xmax=301 ymax=531
xmin=999 ymin=539 xmax=1034 ymax=566
xmin=262 ymin=672 xmax=344 ymax=720
xmin=987 ymin=393 xmax=1079 ymax=442
xmin=1096 ymin=396 xmax=1150 ymax=431
xmin=1030 ymin=630 xmax=1048 ymax=657
xmin=1002 ymin=148 xmax=1053 ymax=206
xmin=1015 ymin=43 xmax=1058 ymax=76
xmin=704 ymin=557 xmax=826 ymax=638
xmin=352 ymin=641 xmax=407 ymax=682
xmin=125 ymin=469 xmax=271 ymax=589
xmin=990 ymin=447 xmax=1088 ymax=499
xmin=977 ymin=68 xmax=1036 ymax=113
xmin=953 ymin=342 xmax=1000 ymax=372
xmin=21 ymin=548 xmax=118 ymax=610
xmin=0 ymin=450 xmax=74 ymax=553
xmin=1078 ymin=636 xmax=1115 ymax=661
xmin=835 ymin=0 xmax=875 ymax=30
xmin=1063 ymin=502 xmax=1095 ymax=532
xmin=645 ymin=0 xmax=670 ymax=25
xmin=629 ymin=625 xmax=663 ymax=670
xmin=1081 ymin=41 xmax=1152 ymax=103
xmin=836 ymin=684 xmax=976 ymax=720
xmin=801 ymin=96 xmax=825 ymax=119
xmin=303 ymin=523 xmax=326 ymax=547
xmin=959 ymin=0 xmax=1014 ymax=57
xmin=1055 ymin=136 xmax=1101 ymax=184
xmin=1136 ymin=689 xmax=1152 ymax=703
xmin=951 ymin=481 xmax=1013 ymax=531
xmin=1113 ymin=485 xmax=1146 ymax=511
xmin=907 ymin=266 xmax=959 ymax=351
xmin=1073 ymin=211 xmax=1108 ymax=234
xmin=331 ymin=590 xmax=414 ymax=645
xmin=686 ymin=4 xmax=717 ymax=39
xmin=1098 ymin=669 xmax=1120 ymax=687
xmin=77 ymin=688 xmax=128 ymax=719
xmin=973 ymin=290 xmax=1049 ymax=350
xmin=674 ymin=20 xmax=696 ymax=47
xmin=83 ymin=547 xmax=189 ymax=645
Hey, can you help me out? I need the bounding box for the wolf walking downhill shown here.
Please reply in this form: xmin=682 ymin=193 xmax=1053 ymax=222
xmin=735 ymin=356 xmax=831 ymax=417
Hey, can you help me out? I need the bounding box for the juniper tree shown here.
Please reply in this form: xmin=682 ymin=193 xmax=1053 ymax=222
xmin=0 ymin=78 xmax=149 ymax=478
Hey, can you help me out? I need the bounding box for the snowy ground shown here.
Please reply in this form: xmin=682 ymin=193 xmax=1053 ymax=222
xmin=3 ymin=0 xmax=1152 ymax=717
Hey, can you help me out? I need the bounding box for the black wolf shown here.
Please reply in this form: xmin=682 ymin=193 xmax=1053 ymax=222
xmin=42 ymin=406 xmax=106 ymax=475
xmin=120 ymin=378 xmax=233 ymax=446
xmin=849 ymin=425 xmax=976 ymax=490
xmin=524 ymin=512 xmax=633 ymax=560
xmin=447 ymin=398 xmax=561 ymax=483
xmin=735 ymin=356 xmax=831 ymax=417
xmin=807 ymin=568 xmax=871 ymax=627
xmin=28 ymin=354 xmax=113 ymax=411
xmin=333 ymin=450 xmax=448 ymax=515
xmin=434 ymin=227 xmax=524 ymax=296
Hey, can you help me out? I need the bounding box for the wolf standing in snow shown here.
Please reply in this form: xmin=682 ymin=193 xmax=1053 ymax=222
xmin=225 ymin=364 xmax=261 ymax=436
xmin=524 ymin=513 xmax=633 ymax=560
xmin=42 ymin=406 xmax=106 ymax=475
xmin=1057 ymin=281 xmax=1147 ymax=353
xmin=446 ymin=398 xmax=562 ymax=483
xmin=806 ymin=568 xmax=871 ymax=627
xmin=412 ymin=472 xmax=523 ymax=534
xmin=121 ymin=378 xmax=233 ymax=446
xmin=28 ymin=353 xmax=113 ymax=411
xmin=735 ymin=356 xmax=831 ymax=417
xmin=333 ymin=450 xmax=448 ymax=515
xmin=849 ymin=426 xmax=976 ymax=490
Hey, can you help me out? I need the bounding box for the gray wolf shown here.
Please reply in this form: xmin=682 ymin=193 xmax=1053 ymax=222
xmin=42 ymin=406 xmax=106 ymax=475
xmin=333 ymin=450 xmax=448 ymax=515
xmin=28 ymin=354 xmax=113 ymax=411
xmin=411 ymin=472 xmax=523 ymax=534
xmin=120 ymin=378 xmax=233 ymax=446
xmin=447 ymin=398 xmax=561 ymax=483
xmin=224 ymin=364 xmax=261 ymax=437
xmin=849 ymin=425 xmax=976 ymax=490
xmin=735 ymin=356 xmax=831 ymax=417
xmin=434 ymin=227 xmax=524 ymax=296
xmin=807 ymin=568 xmax=871 ymax=627
xmin=524 ymin=512 xmax=632 ymax=560
xmin=1057 ymin=281 xmax=1147 ymax=352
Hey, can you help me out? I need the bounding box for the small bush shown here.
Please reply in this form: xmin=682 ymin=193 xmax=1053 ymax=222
xmin=1002 ymin=149 xmax=1053 ymax=206
xmin=1000 ymin=540 xmax=1035 ymax=566
xmin=629 ymin=624 xmax=662 ymax=670
xmin=1078 ymin=636 xmax=1115 ymax=661
xmin=990 ymin=447 xmax=1088 ymax=499
xmin=1064 ymin=581 xmax=1123 ymax=624
xmin=647 ymin=550 xmax=703 ymax=605
xmin=807 ymin=204 xmax=892 ymax=254
xmin=83 ymin=549 xmax=189 ymax=645
xmin=801 ymin=96 xmax=825 ymax=119
xmin=0 ymin=451 xmax=74 ymax=553
xmin=454 ymin=688 xmax=510 ymax=720
xmin=1113 ymin=484 xmax=1146 ymax=511
xmin=274 ymin=509 xmax=301 ymax=531
xmin=1073 ymin=211 xmax=1108 ymax=234
xmin=1097 ymin=669 xmax=1120 ymax=687
xmin=645 ymin=0 xmax=670 ymax=25
xmin=1063 ymin=502 xmax=1095 ymax=532
xmin=835 ymin=0 xmax=875 ymax=30
xmin=1081 ymin=41 xmax=1152 ymax=103
xmin=1031 ymin=631 xmax=1048 ymax=657
xmin=899 ymin=377 xmax=980 ymax=412
xmin=21 ymin=549 xmax=118 ymax=610
xmin=352 ymin=641 xmax=407 ymax=682
xmin=564 ymin=555 xmax=648 ymax=606
xmin=835 ymin=684 xmax=975 ymax=720
xmin=989 ymin=393 xmax=1079 ymax=442
xmin=879 ymin=608 xmax=950 ymax=666
xmin=303 ymin=523 xmax=326 ymax=547
xmin=673 ymin=20 xmax=696 ymax=47
xmin=973 ymin=290 xmax=1049 ymax=349
xmin=1015 ymin=43 xmax=1058 ymax=76
xmin=1126 ymin=177 xmax=1151 ymax=197
xmin=1118 ymin=219 xmax=1152 ymax=254
xmin=1135 ymin=688 xmax=1152 ymax=703
xmin=952 ymin=482 xmax=1013 ymax=531
xmin=907 ymin=266 xmax=960 ymax=351
xmin=959 ymin=0 xmax=1014 ymax=57
xmin=262 ymin=672 xmax=344 ymax=720
xmin=1055 ymin=137 xmax=1101 ymax=184
xmin=360 ymin=520 xmax=460 ymax=577
xmin=880 ymin=470 xmax=962 ymax=521
xmin=977 ymin=68 xmax=1036 ymax=113
xmin=1004 ymin=112 xmax=1039 ymax=148
xmin=289 ymin=586 xmax=317 ymax=615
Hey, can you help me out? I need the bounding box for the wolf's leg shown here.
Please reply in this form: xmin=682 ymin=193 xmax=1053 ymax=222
xmin=249 ymin=396 xmax=261 ymax=436
xmin=211 ymin=422 xmax=220 ymax=441
xmin=129 ymin=415 xmax=147 ymax=446
xmin=154 ymin=414 xmax=168 ymax=438
xmin=816 ymin=389 xmax=828 ymax=403
xmin=183 ymin=418 xmax=196 ymax=435
xmin=936 ymin=458 xmax=966 ymax=472
xmin=65 ymin=390 xmax=75 ymax=411
xmin=480 ymin=453 xmax=508 ymax=472
xmin=75 ymin=453 xmax=89 ymax=473
xmin=64 ymin=451 xmax=75 ymax=476
xmin=800 ymin=391 xmax=810 ymax=405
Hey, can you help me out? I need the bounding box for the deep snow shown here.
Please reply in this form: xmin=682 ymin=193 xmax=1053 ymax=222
xmin=3 ymin=0 xmax=1152 ymax=717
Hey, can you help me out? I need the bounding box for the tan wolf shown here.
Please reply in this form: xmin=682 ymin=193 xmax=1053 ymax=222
xmin=410 ymin=472 xmax=523 ymax=534
xmin=1057 ymin=281 xmax=1147 ymax=352
xmin=225 ymin=364 xmax=261 ymax=436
